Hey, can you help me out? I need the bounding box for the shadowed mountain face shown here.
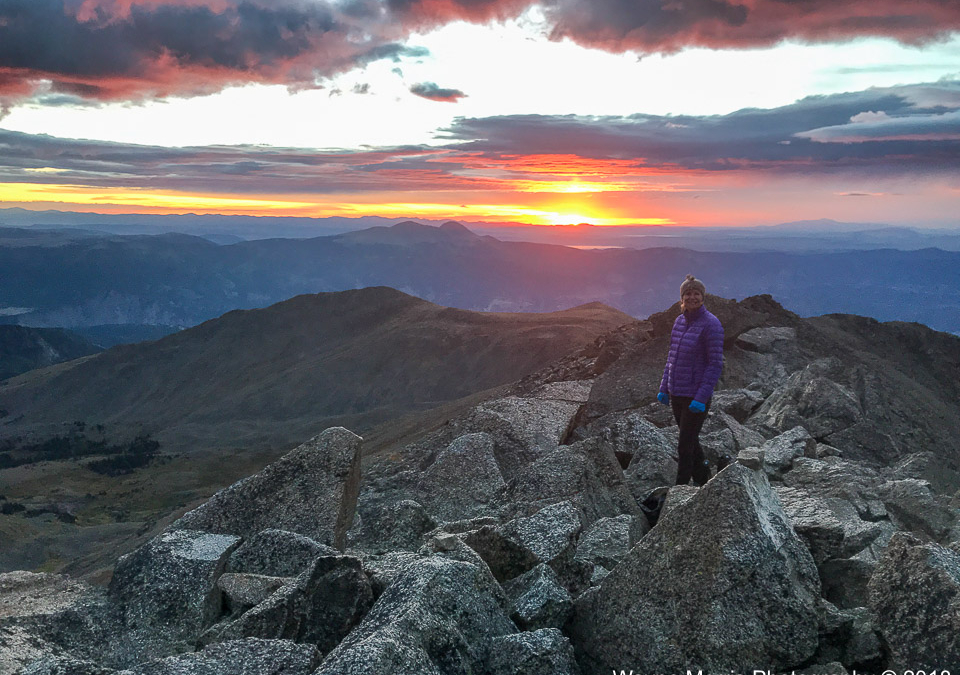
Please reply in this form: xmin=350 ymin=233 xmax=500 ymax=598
xmin=2 ymin=221 xmax=960 ymax=334
xmin=0 ymin=326 xmax=101 ymax=381
xmin=0 ymin=287 xmax=632 ymax=576
xmin=0 ymin=287 xmax=634 ymax=454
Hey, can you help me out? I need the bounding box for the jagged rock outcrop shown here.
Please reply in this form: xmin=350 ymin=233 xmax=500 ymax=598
xmin=701 ymin=408 xmax=765 ymax=458
xmin=658 ymin=483 xmax=699 ymax=520
xmin=573 ymin=411 xmax=679 ymax=500
xmin=453 ymin=500 xmax=592 ymax=595
xmin=0 ymin=572 xmax=119 ymax=674
xmin=172 ymin=427 xmax=362 ymax=550
xmin=573 ymin=514 xmax=647 ymax=572
xmin=781 ymin=457 xmax=887 ymax=519
xmin=216 ymin=574 xmax=287 ymax=616
xmin=775 ymin=487 xmax=890 ymax=564
xmin=455 ymin=526 xmax=539 ymax=583
xmin=415 ymin=432 xmax=505 ymax=521
xmin=501 ymin=501 xmax=582 ymax=568
xmin=119 ymin=639 xmax=322 ymax=675
xmin=17 ymin=653 xmax=115 ymax=675
xmin=568 ymin=464 xmax=821 ymax=672
xmin=502 ymin=564 xmax=572 ymax=631
xmin=419 ymin=532 xmax=501 ymax=585
xmin=710 ymin=387 xmax=766 ymax=423
xmin=867 ymin=532 xmax=960 ymax=668
xmin=350 ymin=499 xmax=437 ymax=554
xmin=357 ymin=552 xmax=421 ymax=598
xmin=819 ymin=557 xmax=882 ymax=610
xmin=497 ymin=437 xmax=639 ymax=524
xmin=483 ymin=629 xmax=581 ymax=675
xmin=761 ymin=425 xmax=817 ymax=478
xmin=109 ymin=530 xmax=241 ymax=664
xmin=730 ymin=325 xmax=804 ymax=394
xmin=227 ymin=529 xmax=337 ymax=578
xmin=875 ymin=479 xmax=956 ymax=542
xmin=623 ymin=443 xmax=676 ymax=503
xmin=313 ymin=556 xmax=516 ymax=674
xmin=446 ymin=395 xmax=583 ymax=480
xmin=751 ymin=358 xmax=864 ymax=439
xmin=814 ymin=602 xmax=883 ymax=671
xmin=571 ymin=410 xmax=672 ymax=469
xmin=199 ymin=556 xmax=373 ymax=655
xmin=736 ymin=445 xmax=764 ymax=470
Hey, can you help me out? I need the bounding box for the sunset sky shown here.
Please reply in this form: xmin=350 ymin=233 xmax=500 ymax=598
xmin=1 ymin=0 xmax=959 ymax=228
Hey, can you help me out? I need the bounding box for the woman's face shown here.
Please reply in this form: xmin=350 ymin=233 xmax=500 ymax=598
xmin=682 ymin=289 xmax=703 ymax=311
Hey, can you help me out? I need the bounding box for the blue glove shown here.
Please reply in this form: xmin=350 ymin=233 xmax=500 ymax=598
xmin=657 ymin=392 xmax=669 ymax=405
xmin=689 ymin=399 xmax=706 ymax=413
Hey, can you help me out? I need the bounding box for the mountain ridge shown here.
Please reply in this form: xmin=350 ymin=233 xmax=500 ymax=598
xmin=0 ymin=286 xmax=635 ymax=453
xmin=4 ymin=223 xmax=960 ymax=333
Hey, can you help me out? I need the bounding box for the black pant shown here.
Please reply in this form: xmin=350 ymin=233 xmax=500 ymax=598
xmin=671 ymin=395 xmax=711 ymax=486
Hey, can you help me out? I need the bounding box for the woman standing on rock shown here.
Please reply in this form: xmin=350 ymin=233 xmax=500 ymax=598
xmin=657 ymin=274 xmax=724 ymax=486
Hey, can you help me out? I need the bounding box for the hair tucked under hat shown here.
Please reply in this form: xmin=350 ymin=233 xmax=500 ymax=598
xmin=680 ymin=274 xmax=706 ymax=297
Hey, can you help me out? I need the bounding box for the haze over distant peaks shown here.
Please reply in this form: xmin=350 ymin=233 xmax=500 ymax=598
xmin=762 ymin=218 xmax=895 ymax=232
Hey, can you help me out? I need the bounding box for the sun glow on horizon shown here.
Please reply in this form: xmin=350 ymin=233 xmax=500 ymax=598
xmin=0 ymin=182 xmax=678 ymax=225
xmin=0 ymin=183 xmax=319 ymax=213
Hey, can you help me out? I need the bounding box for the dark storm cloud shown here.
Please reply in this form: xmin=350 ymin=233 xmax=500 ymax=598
xmin=539 ymin=0 xmax=960 ymax=53
xmin=379 ymin=0 xmax=960 ymax=51
xmin=0 ymin=0 xmax=426 ymax=102
xmin=409 ymin=82 xmax=467 ymax=102
xmin=2 ymin=0 xmax=958 ymax=109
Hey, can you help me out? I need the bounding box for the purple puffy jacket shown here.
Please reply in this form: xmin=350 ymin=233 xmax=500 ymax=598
xmin=659 ymin=305 xmax=724 ymax=403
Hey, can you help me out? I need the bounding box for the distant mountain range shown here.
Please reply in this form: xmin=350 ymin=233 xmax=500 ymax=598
xmin=2 ymin=220 xmax=959 ymax=334
xmin=0 ymin=207 xmax=388 ymax=240
xmin=473 ymin=218 xmax=960 ymax=253
xmin=2 ymin=207 xmax=958 ymax=251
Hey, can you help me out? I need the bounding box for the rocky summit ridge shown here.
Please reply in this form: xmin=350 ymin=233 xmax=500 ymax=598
xmin=2 ymin=294 xmax=960 ymax=674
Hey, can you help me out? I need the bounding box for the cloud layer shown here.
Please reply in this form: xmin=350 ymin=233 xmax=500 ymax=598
xmin=2 ymin=81 xmax=957 ymax=201
xmin=2 ymin=0 xmax=959 ymax=108
xmin=442 ymin=81 xmax=960 ymax=175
